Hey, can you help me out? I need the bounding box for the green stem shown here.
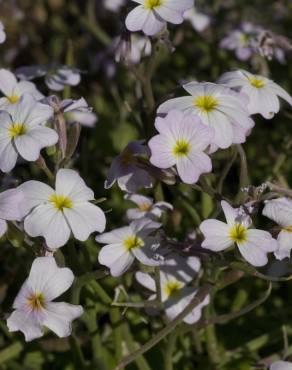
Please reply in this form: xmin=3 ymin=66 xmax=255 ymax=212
xmin=164 ymin=328 xmax=179 ymax=370
xmin=114 ymin=284 xmax=213 ymax=370
xmin=205 ymin=304 xmax=221 ymax=367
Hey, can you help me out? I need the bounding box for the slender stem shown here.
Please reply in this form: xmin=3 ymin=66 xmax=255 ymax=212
xmin=217 ymin=146 xmax=237 ymax=194
xmin=205 ymin=304 xmax=220 ymax=367
xmin=164 ymin=328 xmax=179 ymax=370
xmin=114 ymin=284 xmax=213 ymax=370
xmin=155 ymin=267 xmax=162 ymax=304
xmin=266 ymin=182 xmax=292 ymax=198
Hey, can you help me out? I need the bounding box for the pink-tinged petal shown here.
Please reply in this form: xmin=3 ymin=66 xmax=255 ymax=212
xmin=157 ymin=96 xmax=194 ymax=114
xmin=176 ymin=151 xmax=212 ymax=184
xmin=275 ymin=230 xmax=292 ymax=260
xmin=0 ymin=189 xmax=24 ymax=221
xmin=142 ymin=10 xmax=165 ymax=36
xmin=27 ymin=257 xmax=74 ymax=301
xmin=17 ymin=81 xmax=44 ymax=100
xmin=221 ymin=201 xmax=237 ymax=225
xmin=184 ymin=293 xmax=210 ymax=324
xmin=207 ymin=110 xmax=233 ymax=149
xmin=270 ymin=361 xmax=292 ymax=370
xmin=135 ymin=271 xmax=156 ymax=292
xmin=96 ymin=226 xmax=131 ymax=244
xmin=0 ymin=139 xmax=18 ymax=173
xmin=7 ymin=310 xmax=43 ymax=342
xmin=149 ymin=135 xmax=176 ymax=169
xmin=55 ymin=169 xmax=94 ymax=201
xmin=257 ymin=88 xmax=280 ymax=119
xmin=0 ymin=219 xmax=7 ymax=237
xmin=98 ymin=243 xmax=127 ymax=268
xmin=263 ymin=198 xmax=292 ymax=228
xmin=18 ymin=180 xmax=54 ymax=214
xmin=125 ymin=6 xmax=149 ymax=32
xmin=200 ymin=219 xmax=232 ymax=251
xmin=24 ymin=204 xmax=71 ymax=249
xmin=110 ymin=251 xmax=135 ymax=277
xmin=0 ymin=69 xmax=17 ymax=97
xmin=64 ymin=202 xmax=106 ymax=241
xmin=155 ymin=5 xmax=184 ymax=24
xmin=246 ymin=229 xmax=278 ymax=253
xmin=14 ymin=127 xmax=58 ymax=162
xmin=154 ymin=110 xmax=185 ymax=137
xmin=268 ymin=82 xmax=292 ymax=106
xmin=42 ymin=302 xmax=83 ymax=338
xmin=238 ymin=242 xmax=269 ymax=267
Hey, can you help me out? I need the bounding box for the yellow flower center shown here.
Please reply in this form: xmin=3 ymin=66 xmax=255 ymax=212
xmin=139 ymin=202 xmax=152 ymax=212
xmin=163 ymin=280 xmax=183 ymax=298
xmin=7 ymin=95 xmax=20 ymax=104
xmin=283 ymin=225 xmax=292 ymax=233
xmin=49 ymin=194 xmax=73 ymax=211
xmin=144 ymin=0 xmax=163 ymax=9
xmin=173 ymin=140 xmax=190 ymax=157
xmin=8 ymin=123 xmax=27 ymax=138
xmin=248 ymin=77 xmax=265 ymax=89
xmin=229 ymin=223 xmax=247 ymax=244
xmin=123 ymin=235 xmax=144 ymax=251
xmin=194 ymin=95 xmax=219 ymax=113
xmin=27 ymin=292 xmax=45 ymax=311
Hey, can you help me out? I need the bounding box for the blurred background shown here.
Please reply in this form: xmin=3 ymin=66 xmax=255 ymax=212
xmin=0 ymin=0 xmax=292 ymax=369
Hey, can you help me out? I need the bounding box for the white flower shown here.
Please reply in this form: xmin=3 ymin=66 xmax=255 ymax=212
xmin=157 ymin=82 xmax=254 ymax=150
xmin=97 ymin=218 xmax=162 ymax=277
xmin=61 ymin=98 xmax=98 ymax=128
xmin=0 ymin=69 xmax=43 ymax=111
xmin=218 ymin=69 xmax=292 ymax=119
xmin=200 ymin=200 xmax=277 ymax=267
xmin=103 ymin=0 xmax=126 ymax=12
xmin=136 ymin=255 xmax=208 ymax=324
xmin=0 ymin=95 xmax=57 ymax=173
xmin=263 ymin=197 xmax=292 ymax=260
xmin=115 ymin=34 xmax=152 ymax=65
xmin=270 ymin=361 xmax=292 ymax=370
xmin=0 ymin=21 xmax=6 ymax=44
xmin=125 ymin=193 xmax=173 ymax=220
xmin=7 ymin=257 xmax=83 ymax=342
xmin=149 ymin=110 xmax=214 ymax=184
xmin=19 ymin=169 xmax=106 ymax=249
xmin=125 ymin=0 xmax=194 ymax=36
xmin=183 ymin=7 xmax=210 ymax=32
xmin=0 ymin=188 xmax=24 ymax=236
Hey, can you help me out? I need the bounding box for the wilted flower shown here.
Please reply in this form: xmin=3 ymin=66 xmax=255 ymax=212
xmin=7 ymin=257 xmax=83 ymax=341
xmin=158 ymin=82 xmax=254 ymax=150
xmin=61 ymin=98 xmax=98 ymax=128
xmin=19 ymin=169 xmax=106 ymax=249
xmin=97 ymin=218 xmax=162 ymax=277
xmin=105 ymin=141 xmax=154 ymax=193
xmin=16 ymin=65 xmax=81 ymax=91
xmin=115 ymin=34 xmax=152 ymax=65
xmin=0 ymin=21 xmax=6 ymax=44
xmin=0 ymin=69 xmax=43 ymax=111
xmin=125 ymin=0 xmax=194 ymax=36
xmin=0 ymin=95 xmax=57 ymax=173
xmin=183 ymin=7 xmax=210 ymax=32
xmin=0 ymin=188 xmax=24 ymax=236
xmin=125 ymin=193 xmax=173 ymax=221
xmin=136 ymin=254 xmax=209 ymax=323
xmin=263 ymin=198 xmax=292 ymax=260
xmin=218 ymin=69 xmax=292 ymax=119
xmin=270 ymin=361 xmax=292 ymax=370
xmin=149 ymin=110 xmax=213 ymax=184
xmin=200 ymin=201 xmax=277 ymax=267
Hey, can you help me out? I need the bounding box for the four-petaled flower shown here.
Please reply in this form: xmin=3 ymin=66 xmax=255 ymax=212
xmin=97 ymin=218 xmax=162 ymax=277
xmin=149 ymin=110 xmax=214 ymax=184
xmin=0 ymin=69 xmax=43 ymax=111
xmin=7 ymin=257 xmax=83 ymax=342
xmin=200 ymin=201 xmax=277 ymax=266
xmin=0 ymin=94 xmax=58 ymax=173
xmin=19 ymin=169 xmax=106 ymax=249
xmin=219 ymin=69 xmax=292 ymax=119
